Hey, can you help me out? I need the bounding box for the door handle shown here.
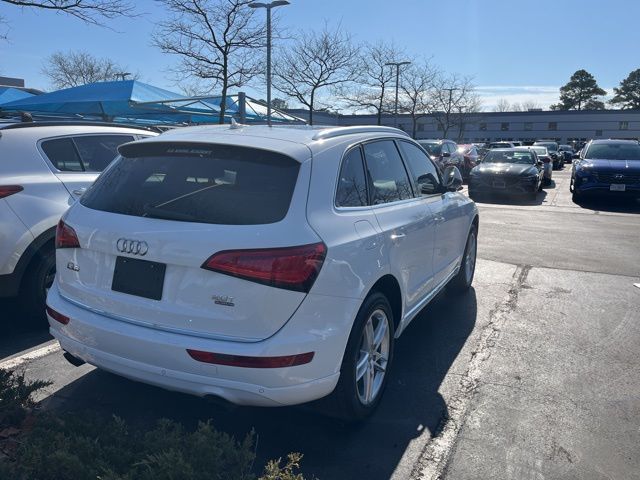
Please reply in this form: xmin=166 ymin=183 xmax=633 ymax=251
xmin=72 ymin=188 xmax=87 ymax=196
xmin=390 ymin=233 xmax=406 ymax=241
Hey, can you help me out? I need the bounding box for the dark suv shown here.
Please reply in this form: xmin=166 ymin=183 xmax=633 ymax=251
xmin=533 ymin=140 xmax=563 ymax=170
xmin=570 ymin=139 xmax=640 ymax=201
xmin=418 ymin=139 xmax=465 ymax=173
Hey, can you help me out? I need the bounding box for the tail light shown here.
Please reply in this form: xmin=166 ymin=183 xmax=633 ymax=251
xmin=201 ymin=242 xmax=326 ymax=293
xmin=187 ymin=349 xmax=314 ymax=368
xmin=46 ymin=305 xmax=70 ymax=325
xmin=0 ymin=185 xmax=23 ymax=199
xmin=55 ymin=219 xmax=80 ymax=249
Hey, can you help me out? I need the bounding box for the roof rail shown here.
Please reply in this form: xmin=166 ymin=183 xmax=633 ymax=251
xmin=0 ymin=121 xmax=162 ymax=133
xmin=312 ymin=125 xmax=410 ymax=141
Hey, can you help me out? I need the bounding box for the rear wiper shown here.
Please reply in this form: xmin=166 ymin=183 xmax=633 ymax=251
xmin=142 ymin=205 xmax=199 ymax=222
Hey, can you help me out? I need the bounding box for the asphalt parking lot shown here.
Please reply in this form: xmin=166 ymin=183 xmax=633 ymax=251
xmin=1 ymin=167 xmax=639 ymax=480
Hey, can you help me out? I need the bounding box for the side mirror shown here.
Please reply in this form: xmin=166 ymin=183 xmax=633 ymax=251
xmin=537 ymin=160 xmax=544 ymax=167
xmin=442 ymin=166 xmax=463 ymax=192
xmin=572 ymin=153 xmax=580 ymax=160
xmin=417 ymin=173 xmax=438 ymax=195
xmin=441 ymin=151 xmax=451 ymax=158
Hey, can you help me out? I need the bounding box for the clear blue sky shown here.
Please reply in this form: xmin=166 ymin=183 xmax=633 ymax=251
xmin=1 ymin=0 xmax=639 ymax=110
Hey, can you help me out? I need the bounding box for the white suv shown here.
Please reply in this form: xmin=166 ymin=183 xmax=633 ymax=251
xmin=0 ymin=122 xmax=155 ymax=318
xmin=47 ymin=125 xmax=478 ymax=419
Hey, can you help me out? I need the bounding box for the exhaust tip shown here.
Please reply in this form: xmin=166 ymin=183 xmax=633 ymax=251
xmin=63 ymin=351 xmax=86 ymax=367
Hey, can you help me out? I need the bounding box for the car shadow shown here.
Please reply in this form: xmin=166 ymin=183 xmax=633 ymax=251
xmin=472 ymin=190 xmax=548 ymax=206
xmin=573 ymin=196 xmax=640 ymax=214
xmin=0 ymin=298 xmax=52 ymax=360
xmin=42 ymin=289 xmax=478 ymax=480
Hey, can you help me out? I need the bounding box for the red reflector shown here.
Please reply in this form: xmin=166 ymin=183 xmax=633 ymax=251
xmin=201 ymin=242 xmax=326 ymax=292
xmin=186 ymin=349 xmax=314 ymax=368
xmin=46 ymin=306 xmax=70 ymax=325
xmin=55 ymin=219 xmax=80 ymax=249
xmin=0 ymin=185 xmax=23 ymax=199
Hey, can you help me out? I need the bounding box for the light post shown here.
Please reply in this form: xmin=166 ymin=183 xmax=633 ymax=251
xmin=114 ymin=72 xmax=131 ymax=81
xmin=385 ymin=60 xmax=411 ymax=128
xmin=248 ymin=0 xmax=290 ymax=127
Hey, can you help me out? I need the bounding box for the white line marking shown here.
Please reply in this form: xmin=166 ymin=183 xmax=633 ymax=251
xmin=0 ymin=341 xmax=61 ymax=370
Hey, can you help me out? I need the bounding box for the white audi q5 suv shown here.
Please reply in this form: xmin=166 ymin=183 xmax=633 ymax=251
xmin=46 ymin=125 xmax=478 ymax=419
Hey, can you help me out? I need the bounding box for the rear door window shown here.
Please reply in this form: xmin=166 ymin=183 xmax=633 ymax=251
xmin=336 ymin=147 xmax=368 ymax=207
xmin=41 ymin=134 xmax=135 ymax=172
xmin=81 ymin=143 xmax=300 ymax=225
xmin=73 ymin=135 xmax=135 ymax=172
xmin=41 ymin=138 xmax=83 ymax=172
xmin=363 ymin=140 xmax=413 ymax=205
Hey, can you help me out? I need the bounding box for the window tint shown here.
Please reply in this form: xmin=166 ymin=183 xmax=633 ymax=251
xmin=74 ymin=135 xmax=135 ymax=172
xmin=397 ymin=141 xmax=441 ymax=196
xmin=41 ymin=138 xmax=83 ymax=171
xmin=81 ymin=144 xmax=300 ymax=225
xmin=584 ymin=143 xmax=640 ymax=160
xmin=336 ymin=147 xmax=368 ymax=207
xmin=41 ymin=135 xmax=135 ymax=172
xmin=363 ymin=141 xmax=413 ymax=205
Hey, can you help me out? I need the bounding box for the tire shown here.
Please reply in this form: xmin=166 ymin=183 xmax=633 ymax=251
xmin=450 ymin=225 xmax=477 ymax=292
xmin=572 ymin=188 xmax=582 ymax=203
xmin=19 ymin=246 xmax=55 ymax=322
xmin=327 ymin=292 xmax=395 ymax=421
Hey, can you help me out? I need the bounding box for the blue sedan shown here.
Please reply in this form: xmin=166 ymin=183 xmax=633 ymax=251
xmin=570 ymin=139 xmax=640 ymax=202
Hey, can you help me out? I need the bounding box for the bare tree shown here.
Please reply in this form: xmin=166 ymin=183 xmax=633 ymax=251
xmin=430 ymin=73 xmax=477 ymax=138
xmin=1 ymin=0 xmax=133 ymax=27
xmin=341 ymin=41 xmax=404 ymax=125
xmin=493 ymin=98 xmax=511 ymax=112
xmin=272 ymin=25 xmax=358 ymax=125
xmin=454 ymin=93 xmax=482 ymax=142
xmin=153 ymin=0 xmax=266 ymax=124
xmin=42 ymin=50 xmax=137 ymax=88
xmin=520 ymin=100 xmax=540 ymax=111
xmin=399 ymin=60 xmax=438 ymax=138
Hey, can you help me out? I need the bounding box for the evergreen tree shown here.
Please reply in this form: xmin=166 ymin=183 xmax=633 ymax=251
xmin=551 ymin=69 xmax=606 ymax=110
xmin=609 ymin=69 xmax=640 ymax=109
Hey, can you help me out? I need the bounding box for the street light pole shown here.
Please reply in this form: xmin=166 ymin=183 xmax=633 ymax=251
xmin=248 ymin=1 xmax=290 ymax=127
xmin=386 ymin=61 xmax=411 ymax=128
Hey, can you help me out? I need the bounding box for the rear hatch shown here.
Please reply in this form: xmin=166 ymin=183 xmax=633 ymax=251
xmin=56 ymin=141 xmax=321 ymax=342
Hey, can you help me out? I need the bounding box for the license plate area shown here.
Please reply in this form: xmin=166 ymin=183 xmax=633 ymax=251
xmin=112 ymin=256 xmax=166 ymax=300
xmin=610 ymin=184 xmax=626 ymax=191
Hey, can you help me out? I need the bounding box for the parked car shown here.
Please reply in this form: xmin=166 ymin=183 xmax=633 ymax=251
xmin=46 ymin=125 xmax=479 ymax=420
xmin=528 ymin=146 xmax=553 ymax=185
xmin=570 ymin=139 xmax=640 ymax=202
xmin=468 ymin=148 xmax=543 ymax=200
xmin=533 ymin=140 xmax=563 ymax=170
xmin=0 ymin=121 xmax=156 ymax=318
xmin=457 ymin=144 xmax=480 ymax=179
xmin=489 ymin=141 xmax=515 ymax=149
xmin=418 ymin=139 xmax=465 ymax=172
xmin=558 ymin=144 xmax=574 ymax=163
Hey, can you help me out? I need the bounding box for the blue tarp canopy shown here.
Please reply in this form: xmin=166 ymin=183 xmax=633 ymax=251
xmin=0 ymin=80 xmax=304 ymax=124
xmin=0 ymin=87 xmax=34 ymax=105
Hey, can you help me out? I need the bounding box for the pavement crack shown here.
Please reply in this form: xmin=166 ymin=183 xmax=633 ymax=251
xmin=412 ymin=264 xmax=531 ymax=480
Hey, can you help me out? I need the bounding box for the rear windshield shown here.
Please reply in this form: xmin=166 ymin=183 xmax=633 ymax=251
xmin=584 ymin=143 xmax=640 ymax=160
xmin=419 ymin=143 xmax=441 ymax=156
xmin=81 ymin=144 xmax=300 ymax=225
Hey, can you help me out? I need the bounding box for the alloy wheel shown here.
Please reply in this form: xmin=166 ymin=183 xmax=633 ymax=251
xmin=355 ymin=309 xmax=390 ymax=405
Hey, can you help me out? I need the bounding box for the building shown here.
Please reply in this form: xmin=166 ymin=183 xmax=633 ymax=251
xmin=285 ymin=108 xmax=640 ymax=146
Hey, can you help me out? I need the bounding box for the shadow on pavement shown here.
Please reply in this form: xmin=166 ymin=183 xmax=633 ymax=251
xmin=472 ymin=190 xmax=548 ymax=207
xmin=44 ymin=289 xmax=478 ymax=480
xmin=574 ymin=196 xmax=640 ymax=214
xmin=0 ymin=298 xmax=52 ymax=359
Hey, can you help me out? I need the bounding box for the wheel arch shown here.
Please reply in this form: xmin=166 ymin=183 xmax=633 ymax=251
xmin=17 ymin=226 xmax=56 ymax=291
xmin=367 ymin=274 xmax=403 ymax=333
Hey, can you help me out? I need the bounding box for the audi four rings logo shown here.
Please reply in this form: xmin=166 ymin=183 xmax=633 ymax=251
xmin=116 ymin=238 xmax=149 ymax=256
xmin=614 ymin=174 xmax=624 ymax=180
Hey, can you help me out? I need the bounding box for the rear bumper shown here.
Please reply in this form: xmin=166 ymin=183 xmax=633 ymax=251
xmin=47 ymin=283 xmax=359 ymax=406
